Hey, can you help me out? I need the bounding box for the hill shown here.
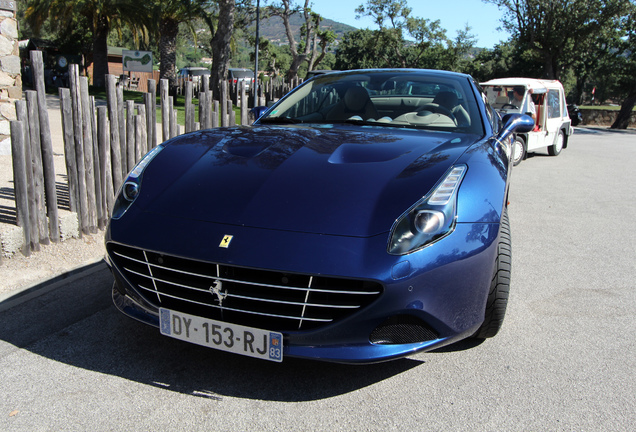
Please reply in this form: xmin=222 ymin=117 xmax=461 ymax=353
xmin=257 ymin=14 xmax=357 ymax=45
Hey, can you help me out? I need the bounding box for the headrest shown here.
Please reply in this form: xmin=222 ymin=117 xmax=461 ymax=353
xmin=433 ymin=91 xmax=458 ymax=109
xmin=344 ymin=87 xmax=370 ymax=111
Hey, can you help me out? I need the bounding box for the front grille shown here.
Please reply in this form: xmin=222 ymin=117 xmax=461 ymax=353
xmin=108 ymin=243 xmax=383 ymax=331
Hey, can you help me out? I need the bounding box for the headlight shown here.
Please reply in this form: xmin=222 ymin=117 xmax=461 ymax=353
xmin=388 ymin=165 xmax=466 ymax=255
xmin=111 ymin=145 xmax=164 ymax=220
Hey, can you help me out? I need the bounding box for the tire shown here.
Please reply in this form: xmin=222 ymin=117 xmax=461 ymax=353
xmin=512 ymin=135 xmax=526 ymax=166
xmin=474 ymin=209 xmax=511 ymax=339
xmin=548 ymin=130 xmax=564 ymax=156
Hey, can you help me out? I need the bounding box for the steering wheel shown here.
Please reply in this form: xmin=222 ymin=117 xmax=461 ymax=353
xmin=501 ymin=104 xmax=518 ymax=110
xmin=420 ymin=103 xmax=456 ymax=122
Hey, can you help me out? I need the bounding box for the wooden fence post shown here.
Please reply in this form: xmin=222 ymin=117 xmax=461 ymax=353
xmin=169 ymin=96 xmax=176 ymax=139
xmin=144 ymin=92 xmax=153 ymax=152
xmin=126 ymin=100 xmax=135 ymax=171
xmin=240 ymin=86 xmax=247 ymax=125
xmin=10 ymin=121 xmax=31 ymax=256
xmin=198 ymin=91 xmax=207 ymax=129
xmin=68 ymin=66 xmax=88 ymax=237
xmin=160 ymin=79 xmax=169 ymax=143
xmin=97 ymin=106 xmax=114 ymax=214
xmin=14 ymin=102 xmax=39 ymax=252
xmin=148 ymin=79 xmax=157 ymax=148
xmin=213 ymin=100 xmax=219 ymax=128
xmin=90 ymin=96 xmax=105 ymax=230
xmin=106 ymin=75 xmax=123 ymax=192
xmin=25 ymin=90 xmax=49 ymax=244
xmin=30 ymin=50 xmax=60 ymax=242
xmin=58 ymin=88 xmax=78 ymax=215
xmin=137 ymin=104 xmax=147 ymax=161
xmin=185 ymin=81 xmax=194 ymax=133
xmin=228 ymin=100 xmax=235 ymax=126
xmin=80 ymin=76 xmax=97 ymax=234
xmin=221 ymin=80 xmax=229 ymax=127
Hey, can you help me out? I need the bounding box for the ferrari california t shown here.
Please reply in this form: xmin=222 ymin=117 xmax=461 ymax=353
xmin=105 ymin=69 xmax=534 ymax=363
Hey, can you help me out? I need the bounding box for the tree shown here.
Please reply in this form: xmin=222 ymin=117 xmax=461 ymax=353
xmin=206 ymin=0 xmax=236 ymax=95
xmin=485 ymin=0 xmax=627 ymax=80
xmin=608 ymin=3 xmax=636 ymax=128
xmin=355 ymin=0 xmax=412 ymax=67
xmin=265 ymin=0 xmax=333 ymax=80
xmin=145 ymin=1 xmax=213 ymax=94
xmin=467 ymin=39 xmax=543 ymax=82
xmin=25 ymin=0 xmax=149 ymax=87
xmin=335 ymin=0 xmax=475 ymax=71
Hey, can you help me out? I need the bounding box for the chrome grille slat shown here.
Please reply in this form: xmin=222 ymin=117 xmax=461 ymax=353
xmin=116 ymin=249 xmax=379 ymax=296
xmin=130 ymin=269 xmax=358 ymax=310
xmin=109 ymin=243 xmax=383 ymax=331
xmin=138 ymin=285 xmax=332 ymax=322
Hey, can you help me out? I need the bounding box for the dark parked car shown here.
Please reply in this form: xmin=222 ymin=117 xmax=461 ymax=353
xmin=105 ymin=69 xmax=533 ymax=363
xmin=228 ymin=68 xmax=255 ymax=90
xmin=568 ymin=104 xmax=583 ymax=126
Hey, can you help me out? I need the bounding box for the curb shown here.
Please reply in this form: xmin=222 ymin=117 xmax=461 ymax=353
xmin=0 ymin=258 xmax=108 ymax=312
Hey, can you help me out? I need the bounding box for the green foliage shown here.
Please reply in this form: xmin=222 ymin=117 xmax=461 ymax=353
xmin=336 ymin=1 xmax=476 ymax=72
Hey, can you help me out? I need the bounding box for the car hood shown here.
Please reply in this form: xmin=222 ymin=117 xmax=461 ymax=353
xmin=138 ymin=125 xmax=478 ymax=237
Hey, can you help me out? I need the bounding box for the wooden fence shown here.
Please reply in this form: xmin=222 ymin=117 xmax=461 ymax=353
xmin=6 ymin=54 xmax=300 ymax=259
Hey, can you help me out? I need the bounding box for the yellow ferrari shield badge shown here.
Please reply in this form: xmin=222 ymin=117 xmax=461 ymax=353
xmin=219 ymin=235 xmax=233 ymax=248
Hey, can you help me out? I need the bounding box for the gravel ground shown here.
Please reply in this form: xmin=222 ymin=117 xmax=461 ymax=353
xmin=0 ymin=94 xmax=107 ymax=298
xmin=0 ymin=230 xmax=105 ymax=296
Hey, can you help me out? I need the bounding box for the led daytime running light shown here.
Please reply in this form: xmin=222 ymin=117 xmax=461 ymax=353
xmin=427 ymin=166 xmax=466 ymax=205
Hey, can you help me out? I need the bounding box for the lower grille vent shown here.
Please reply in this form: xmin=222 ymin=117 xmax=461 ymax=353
xmin=108 ymin=243 xmax=383 ymax=331
xmin=370 ymin=315 xmax=438 ymax=344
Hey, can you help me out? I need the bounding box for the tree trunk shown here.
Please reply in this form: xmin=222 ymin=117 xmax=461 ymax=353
xmin=159 ymin=17 xmax=179 ymax=96
xmin=210 ymin=0 xmax=235 ymax=97
xmin=92 ymin=16 xmax=110 ymax=88
xmin=611 ymin=89 xmax=636 ymax=129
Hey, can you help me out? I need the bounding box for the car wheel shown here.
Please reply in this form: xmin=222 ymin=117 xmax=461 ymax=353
xmin=548 ymin=130 xmax=564 ymax=156
xmin=512 ymin=135 xmax=526 ymax=166
xmin=474 ymin=209 xmax=511 ymax=339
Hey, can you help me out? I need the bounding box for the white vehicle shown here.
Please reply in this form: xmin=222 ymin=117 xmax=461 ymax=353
xmin=481 ymin=78 xmax=574 ymax=165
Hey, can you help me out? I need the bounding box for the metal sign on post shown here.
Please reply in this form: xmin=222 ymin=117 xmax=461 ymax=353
xmin=122 ymin=50 xmax=153 ymax=73
xmin=0 ymin=1 xmax=17 ymax=12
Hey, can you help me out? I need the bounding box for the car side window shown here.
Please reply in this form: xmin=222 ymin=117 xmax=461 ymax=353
xmin=479 ymin=88 xmax=499 ymax=132
xmin=547 ymin=90 xmax=562 ymax=119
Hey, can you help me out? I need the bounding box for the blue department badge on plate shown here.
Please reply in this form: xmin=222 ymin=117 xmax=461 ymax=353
xmin=160 ymin=309 xmax=171 ymax=335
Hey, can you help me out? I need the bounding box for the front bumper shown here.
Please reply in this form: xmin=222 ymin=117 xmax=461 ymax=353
xmin=106 ymin=212 xmax=500 ymax=363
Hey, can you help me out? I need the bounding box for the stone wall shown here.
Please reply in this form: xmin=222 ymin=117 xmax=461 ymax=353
xmin=581 ymin=109 xmax=636 ymax=128
xmin=0 ymin=8 xmax=19 ymax=155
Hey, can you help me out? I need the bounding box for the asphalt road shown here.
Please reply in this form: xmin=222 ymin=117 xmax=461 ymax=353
xmin=1 ymin=128 xmax=634 ymax=431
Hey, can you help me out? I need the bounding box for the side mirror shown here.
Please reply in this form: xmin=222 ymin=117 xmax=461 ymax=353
xmin=497 ymin=113 xmax=534 ymax=142
xmin=250 ymin=106 xmax=269 ymax=123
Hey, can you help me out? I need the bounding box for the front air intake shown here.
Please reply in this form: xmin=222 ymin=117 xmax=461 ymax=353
xmin=370 ymin=315 xmax=438 ymax=344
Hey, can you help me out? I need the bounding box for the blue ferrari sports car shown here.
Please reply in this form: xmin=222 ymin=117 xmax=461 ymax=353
xmin=105 ymin=69 xmax=533 ymax=363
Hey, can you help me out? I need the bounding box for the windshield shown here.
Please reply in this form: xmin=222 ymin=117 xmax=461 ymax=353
xmin=260 ymin=71 xmax=483 ymax=134
xmin=230 ymin=70 xmax=254 ymax=78
xmin=482 ymin=85 xmax=528 ymax=112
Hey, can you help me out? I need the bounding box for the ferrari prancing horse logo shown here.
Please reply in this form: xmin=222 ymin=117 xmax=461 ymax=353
xmin=219 ymin=235 xmax=233 ymax=248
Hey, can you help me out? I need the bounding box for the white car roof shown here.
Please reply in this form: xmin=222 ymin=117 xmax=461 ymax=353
xmin=481 ymin=77 xmax=564 ymax=94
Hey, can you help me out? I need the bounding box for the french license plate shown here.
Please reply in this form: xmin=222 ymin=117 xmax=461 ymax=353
xmin=159 ymin=308 xmax=283 ymax=362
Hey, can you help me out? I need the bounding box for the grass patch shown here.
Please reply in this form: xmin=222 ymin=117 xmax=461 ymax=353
xmin=578 ymin=105 xmax=635 ymax=111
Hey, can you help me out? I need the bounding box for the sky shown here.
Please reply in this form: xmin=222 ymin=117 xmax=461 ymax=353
xmin=308 ymin=0 xmax=510 ymax=49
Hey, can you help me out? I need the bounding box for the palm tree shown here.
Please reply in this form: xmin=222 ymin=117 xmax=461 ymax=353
xmin=148 ymin=0 xmax=213 ymax=94
xmin=25 ymin=0 xmax=149 ymax=87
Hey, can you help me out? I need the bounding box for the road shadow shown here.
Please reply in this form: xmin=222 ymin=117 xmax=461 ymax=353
xmin=0 ymin=264 xmax=423 ymax=402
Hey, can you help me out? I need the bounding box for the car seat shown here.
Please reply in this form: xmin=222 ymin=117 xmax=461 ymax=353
xmin=326 ymin=86 xmax=380 ymax=121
